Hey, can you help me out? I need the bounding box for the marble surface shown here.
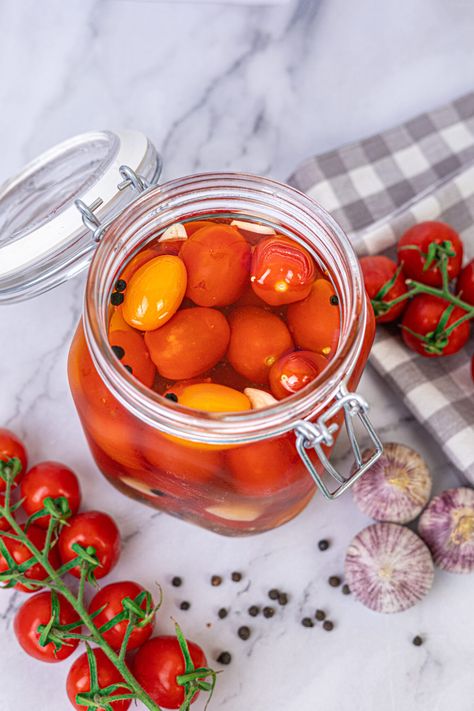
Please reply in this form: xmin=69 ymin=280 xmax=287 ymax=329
xmin=1 ymin=1 xmax=474 ymax=709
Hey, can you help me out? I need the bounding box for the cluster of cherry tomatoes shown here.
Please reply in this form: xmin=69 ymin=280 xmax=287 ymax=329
xmin=0 ymin=429 xmax=208 ymax=711
xmin=108 ymin=218 xmax=341 ymax=411
xmin=360 ymin=221 xmax=474 ymax=371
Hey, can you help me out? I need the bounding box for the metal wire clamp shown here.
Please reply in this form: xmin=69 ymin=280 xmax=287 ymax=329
xmin=294 ymin=385 xmax=383 ymax=500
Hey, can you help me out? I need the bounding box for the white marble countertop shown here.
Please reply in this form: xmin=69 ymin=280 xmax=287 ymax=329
xmin=1 ymin=1 xmax=474 ymax=709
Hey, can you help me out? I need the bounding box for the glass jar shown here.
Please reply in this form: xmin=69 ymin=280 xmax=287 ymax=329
xmin=0 ymin=131 xmax=382 ymax=536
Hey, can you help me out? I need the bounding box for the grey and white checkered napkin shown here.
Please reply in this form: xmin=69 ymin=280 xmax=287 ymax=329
xmin=289 ymin=93 xmax=474 ymax=483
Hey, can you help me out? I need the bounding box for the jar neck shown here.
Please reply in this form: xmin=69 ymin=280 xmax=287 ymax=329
xmin=84 ymin=172 xmax=367 ymax=445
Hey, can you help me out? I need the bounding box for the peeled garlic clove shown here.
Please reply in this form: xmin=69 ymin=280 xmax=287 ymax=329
xmin=352 ymin=443 xmax=432 ymax=524
xmin=205 ymin=503 xmax=262 ymax=522
xmin=231 ymin=220 xmax=276 ymax=236
xmin=344 ymin=522 xmax=434 ymax=613
xmin=244 ymin=388 xmax=278 ymax=410
xmin=159 ymin=223 xmax=188 ymax=242
xmin=418 ymin=487 xmax=474 ymax=573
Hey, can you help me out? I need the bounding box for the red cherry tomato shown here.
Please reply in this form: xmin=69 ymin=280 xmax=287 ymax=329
xmin=58 ymin=511 xmax=121 ymax=579
xmin=66 ymin=648 xmax=131 ymax=711
xmin=132 ymin=635 xmax=207 ymax=709
xmin=250 ymin=235 xmax=316 ymax=306
xmin=359 ymin=255 xmax=408 ymax=323
xmin=287 ymin=279 xmax=340 ymax=357
xmin=0 ymin=525 xmax=60 ymax=593
xmin=20 ymin=462 xmax=81 ymax=529
xmin=109 ymin=330 xmax=156 ymax=388
xmin=0 ymin=429 xmax=27 ymax=493
xmin=457 ymin=259 xmax=474 ymax=306
xmin=180 ymin=224 xmax=251 ymax=306
xmin=401 ymin=294 xmax=470 ymax=357
xmin=227 ymin=306 xmax=294 ymax=383
xmin=184 ymin=220 xmax=216 ymax=236
xmin=88 ymin=581 xmax=154 ymax=652
xmin=227 ymin=435 xmax=309 ymax=497
xmin=14 ymin=591 xmax=80 ymax=662
xmin=144 ymin=307 xmax=230 ymax=380
xmin=142 ymin=430 xmax=224 ymax=483
xmin=397 ymin=221 xmax=463 ymax=286
xmin=269 ymin=350 xmax=328 ymax=399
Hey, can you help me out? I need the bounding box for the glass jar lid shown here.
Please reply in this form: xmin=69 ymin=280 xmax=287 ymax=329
xmin=0 ymin=129 xmax=162 ymax=303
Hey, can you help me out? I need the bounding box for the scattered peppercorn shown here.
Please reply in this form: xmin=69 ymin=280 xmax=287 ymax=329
xmin=268 ymin=588 xmax=280 ymax=600
xmin=318 ymin=539 xmax=330 ymax=551
xmin=330 ymin=295 xmax=339 ymax=306
xmin=217 ymin=652 xmax=232 ymax=665
xmin=248 ymin=605 xmax=260 ymax=617
xmin=180 ymin=601 xmax=191 ymax=611
xmin=111 ymin=345 xmax=125 ymax=360
xmin=231 ymin=571 xmax=242 ymax=582
xmin=315 ymin=609 xmax=326 ymax=621
xmin=278 ymin=592 xmax=289 ymax=606
xmin=412 ymin=635 xmax=423 ymax=647
xmin=211 ymin=575 xmax=223 ymax=587
xmin=342 ymin=584 xmax=351 ymax=595
xmin=323 ymin=620 xmax=334 ymax=631
xmin=263 ymin=606 xmax=275 ymax=618
xmin=329 ymin=576 xmax=341 ymax=588
xmin=218 ymin=608 xmax=228 ymax=619
xmin=111 ymin=292 xmax=124 ymax=306
xmin=165 ymin=392 xmax=178 ymax=402
xmin=115 ymin=279 xmax=127 ymax=292
xmin=171 ymin=576 xmax=182 ymax=587
xmin=124 ymin=365 xmax=133 ymax=374
xmin=302 ymin=617 xmax=314 ymax=628
xmin=238 ymin=625 xmax=251 ymax=640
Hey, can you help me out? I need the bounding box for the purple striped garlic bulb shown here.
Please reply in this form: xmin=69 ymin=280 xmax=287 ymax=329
xmin=344 ymin=522 xmax=434 ymax=613
xmin=352 ymin=443 xmax=432 ymax=524
xmin=418 ymin=487 xmax=474 ymax=573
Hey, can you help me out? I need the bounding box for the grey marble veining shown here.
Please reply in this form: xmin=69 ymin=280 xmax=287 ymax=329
xmin=1 ymin=1 xmax=474 ymax=709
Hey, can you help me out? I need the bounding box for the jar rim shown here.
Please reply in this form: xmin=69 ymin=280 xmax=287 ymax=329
xmin=84 ymin=172 xmax=368 ymax=445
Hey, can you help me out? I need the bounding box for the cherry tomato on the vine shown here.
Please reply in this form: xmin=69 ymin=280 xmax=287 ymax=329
xmin=0 ymin=429 xmax=27 ymax=493
xmin=359 ymin=255 xmax=408 ymax=323
xmin=227 ymin=306 xmax=294 ymax=383
xmin=180 ymin=224 xmax=251 ymax=307
xmin=401 ymin=294 xmax=470 ymax=357
xmin=144 ymin=307 xmax=230 ymax=380
xmin=457 ymin=259 xmax=474 ymax=306
xmin=0 ymin=494 xmax=13 ymax=532
xmin=66 ymin=648 xmax=131 ymax=711
xmin=287 ymin=278 xmax=340 ymax=357
xmin=397 ymin=221 xmax=463 ymax=286
xmin=0 ymin=525 xmax=60 ymax=593
xmin=20 ymin=462 xmax=81 ymax=528
xmin=250 ymin=235 xmax=316 ymax=306
xmin=58 ymin=511 xmax=121 ymax=579
xmin=14 ymin=591 xmax=80 ymax=662
xmin=109 ymin=329 xmax=156 ymax=387
xmin=88 ymin=580 xmax=154 ymax=652
xmin=269 ymin=350 xmax=328 ymax=400
xmin=132 ymin=635 xmax=207 ymax=709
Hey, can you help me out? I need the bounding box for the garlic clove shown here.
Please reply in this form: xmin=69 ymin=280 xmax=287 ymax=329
xmin=205 ymin=503 xmax=262 ymax=522
xmin=418 ymin=487 xmax=474 ymax=573
xmin=344 ymin=522 xmax=434 ymax=613
xmin=244 ymin=388 xmax=278 ymax=410
xmin=231 ymin=220 xmax=277 ymax=237
xmin=158 ymin=223 xmax=188 ymax=242
xmin=352 ymin=443 xmax=432 ymax=524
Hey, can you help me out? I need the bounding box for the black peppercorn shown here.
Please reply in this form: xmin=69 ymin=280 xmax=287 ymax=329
xmin=412 ymin=635 xmax=423 ymax=647
xmin=124 ymin=365 xmax=133 ymax=374
xmin=165 ymin=392 xmax=178 ymax=403
xmin=218 ymin=608 xmax=228 ymax=619
xmin=211 ymin=575 xmax=222 ymax=587
xmin=217 ymin=651 xmax=232 ymax=665
xmin=268 ymin=588 xmax=280 ymax=600
xmin=342 ymin=584 xmax=351 ymax=595
xmin=248 ymin=605 xmax=260 ymax=617
xmin=115 ymin=279 xmax=127 ymax=292
xmin=110 ymin=291 xmax=124 ymax=306
xmin=302 ymin=617 xmax=314 ymax=628
xmin=263 ymin=606 xmax=275 ymax=618
xmin=330 ymin=294 xmax=339 ymax=306
xmin=323 ymin=620 xmax=334 ymax=631
xmin=318 ymin=539 xmax=330 ymax=551
xmin=111 ymin=345 xmax=125 ymax=360
xmin=238 ymin=625 xmax=251 ymax=640
xmin=315 ymin=609 xmax=326 ymax=621
xmin=328 ymin=576 xmax=341 ymax=588
xmin=180 ymin=601 xmax=191 ymax=611
xmin=231 ymin=571 xmax=242 ymax=582
xmin=278 ymin=592 xmax=289 ymax=606
xmin=171 ymin=576 xmax=182 ymax=587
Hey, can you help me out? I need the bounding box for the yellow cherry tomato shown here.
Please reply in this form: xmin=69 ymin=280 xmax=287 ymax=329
xmin=122 ymin=255 xmax=187 ymax=331
xmin=178 ymin=383 xmax=252 ymax=413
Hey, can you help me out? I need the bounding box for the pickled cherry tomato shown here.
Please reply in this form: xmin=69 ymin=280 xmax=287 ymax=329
xmin=109 ymin=330 xmax=156 ymax=387
xmin=180 ymin=224 xmax=251 ymax=307
xmin=287 ymin=279 xmax=340 ymax=357
xmin=142 ymin=430 xmax=223 ymax=484
xmin=227 ymin=435 xmax=308 ymax=497
xmin=118 ymin=247 xmax=160 ymax=285
xmin=227 ymin=306 xmax=294 ymax=383
xmin=269 ymin=350 xmax=328 ymax=400
xmin=144 ymin=307 xmax=230 ymax=380
xmin=251 ymin=235 xmax=316 ymax=306
xmin=177 ymin=383 xmax=251 ymax=413
xmin=184 ymin=220 xmax=216 ymax=236
xmin=109 ymin=308 xmax=133 ymax=334
xmin=122 ymin=255 xmax=187 ymax=331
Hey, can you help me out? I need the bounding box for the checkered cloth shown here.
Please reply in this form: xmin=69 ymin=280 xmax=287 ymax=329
xmin=289 ymin=93 xmax=474 ymax=483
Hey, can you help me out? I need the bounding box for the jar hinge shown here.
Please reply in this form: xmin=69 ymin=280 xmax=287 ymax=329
xmin=294 ymin=385 xmax=383 ymax=500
